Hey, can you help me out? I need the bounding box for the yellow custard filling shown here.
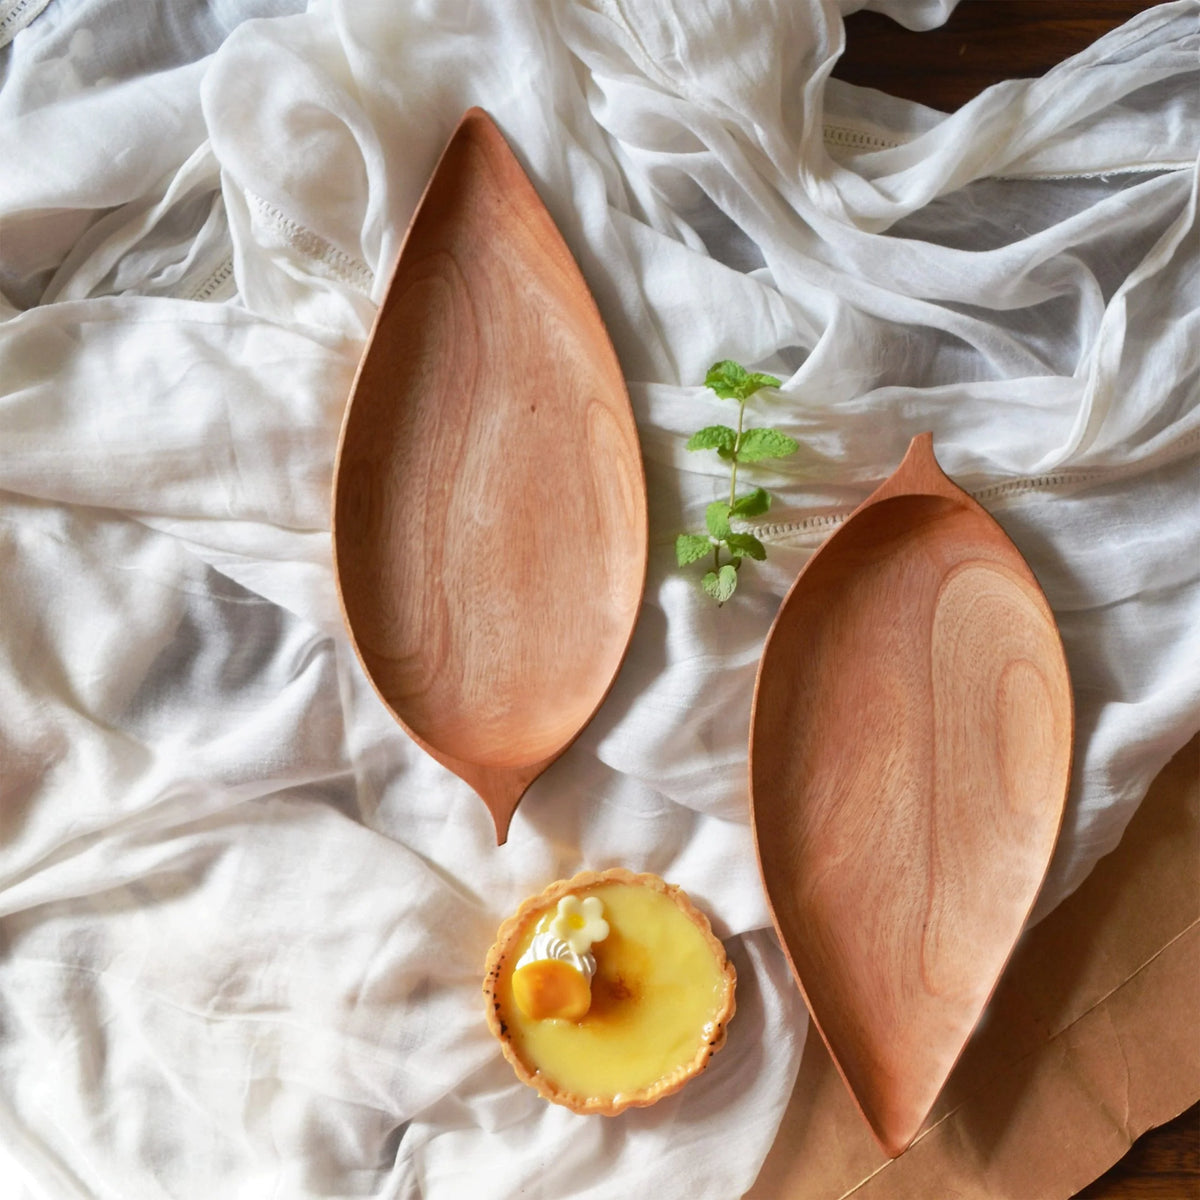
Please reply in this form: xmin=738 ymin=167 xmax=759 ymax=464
xmin=494 ymin=881 xmax=730 ymax=1102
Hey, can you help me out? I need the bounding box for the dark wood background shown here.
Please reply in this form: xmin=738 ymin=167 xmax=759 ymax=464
xmin=1075 ymin=1103 xmax=1200 ymax=1198
xmin=833 ymin=3 xmax=1199 ymax=1196
xmin=835 ymin=0 xmax=1175 ymax=109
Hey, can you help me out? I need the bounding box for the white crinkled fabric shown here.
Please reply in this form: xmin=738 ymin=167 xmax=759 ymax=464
xmin=0 ymin=0 xmax=1197 ymax=1195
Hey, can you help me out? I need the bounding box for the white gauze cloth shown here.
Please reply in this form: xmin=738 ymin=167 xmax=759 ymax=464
xmin=0 ymin=0 xmax=1197 ymax=1196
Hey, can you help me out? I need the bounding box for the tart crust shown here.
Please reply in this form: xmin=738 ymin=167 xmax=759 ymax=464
xmin=482 ymin=868 xmax=737 ymax=1115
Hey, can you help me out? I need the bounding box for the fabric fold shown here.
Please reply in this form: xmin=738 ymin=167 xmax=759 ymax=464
xmin=1 ymin=0 xmax=1197 ymax=1195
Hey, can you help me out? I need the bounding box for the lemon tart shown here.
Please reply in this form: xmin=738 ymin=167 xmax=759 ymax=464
xmin=483 ymin=869 xmax=737 ymax=1115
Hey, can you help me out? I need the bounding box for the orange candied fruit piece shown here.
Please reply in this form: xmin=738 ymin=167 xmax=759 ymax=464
xmin=512 ymin=959 xmax=592 ymax=1021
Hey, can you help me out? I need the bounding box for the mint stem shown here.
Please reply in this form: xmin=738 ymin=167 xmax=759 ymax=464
xmin=728 ymin=397 xmax=745 ymax=510
xmin=712 ymin=397 xmax=748 ymax=575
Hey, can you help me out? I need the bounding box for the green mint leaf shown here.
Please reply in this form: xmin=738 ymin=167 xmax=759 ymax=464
xmin=702 ymin=563 xmax=739 ymax=603
xmin=704 ymin=360 xmax=782 ymax=401
xmin=675 ymin=533 xmax=712 ymax=566
xmin=730 ymin=487 xmax=771 ymax=518
xmin=746 ymin=371 xmax=783 ymax=393
xmin=704 ymin=360 xmax=751 ymax=401
xmin=726 ymin=532 xmax=767 ymax=561
xmin=685 ymin=425 xmax=737 ymax=453
xmin=736 ymin=427 xmax=799 ymax=463
xmin=705 ymin=500 xmax=732 ymax=540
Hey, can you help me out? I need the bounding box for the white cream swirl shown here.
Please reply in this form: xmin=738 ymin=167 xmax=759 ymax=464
xmin=515 ymin=931 xmax=596 ymax=979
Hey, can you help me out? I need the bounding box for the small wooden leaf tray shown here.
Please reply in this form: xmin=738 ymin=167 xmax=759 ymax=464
xmin=332 ymin=109 xmax=647 ymax=843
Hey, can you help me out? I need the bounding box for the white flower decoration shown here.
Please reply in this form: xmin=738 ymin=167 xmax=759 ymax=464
xmin=549 ymin=895 xmax=609 ymax=955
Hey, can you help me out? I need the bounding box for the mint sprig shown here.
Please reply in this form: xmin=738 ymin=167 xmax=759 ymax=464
xmin=675 ymin=360 xmax=798 ymax=604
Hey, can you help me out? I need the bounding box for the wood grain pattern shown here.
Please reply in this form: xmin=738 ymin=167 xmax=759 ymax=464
xmin=1075 ymin=1101 xmax=1200 ymax=1198
xmin=332 ymin=109 xmax=647 ymax=843
xmin=749 ymin=433 xmax=1073 ymax=1157
xmin=835 ymin=1 xmax=1164 ymax=111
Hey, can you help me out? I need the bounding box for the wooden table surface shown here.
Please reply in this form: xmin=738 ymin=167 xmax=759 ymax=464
xmin=1074 ymin=1102 xmax=1200 ymax=1198
xmin=835 ymin=1 xmax=1173 ymax=110
xmin=833 ymin=3 xmax=1199 ymax=1196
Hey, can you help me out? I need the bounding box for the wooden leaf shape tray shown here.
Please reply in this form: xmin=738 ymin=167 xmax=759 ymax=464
xmin=749 ymin=433 xmax=1073 ymax=1155
xmin=332 ymin=109 xmax=647 ymax=843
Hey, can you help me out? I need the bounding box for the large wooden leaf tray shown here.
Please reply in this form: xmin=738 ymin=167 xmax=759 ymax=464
xmin=750 ymin=433 xmax=1073 ymax=1155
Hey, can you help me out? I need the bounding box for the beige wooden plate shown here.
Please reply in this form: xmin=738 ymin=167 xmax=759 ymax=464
xmin=332 ymin=109 xmax=647 ymax=844
xmin=749 ymin=433 xmax=1073 ymax=1156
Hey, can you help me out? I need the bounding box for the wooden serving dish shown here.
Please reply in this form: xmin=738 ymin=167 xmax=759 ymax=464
xmin=332 ymin=109 xmax=647 ymax=843
xmin=749 ymin=433 xmax=1073 ymax=1156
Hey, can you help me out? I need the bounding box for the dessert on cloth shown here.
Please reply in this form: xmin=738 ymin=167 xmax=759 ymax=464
xmin=484 ymin=870 xmax=737 ymax=1114
xmin=0 ymin=0 xmax=1196 ymax=1197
